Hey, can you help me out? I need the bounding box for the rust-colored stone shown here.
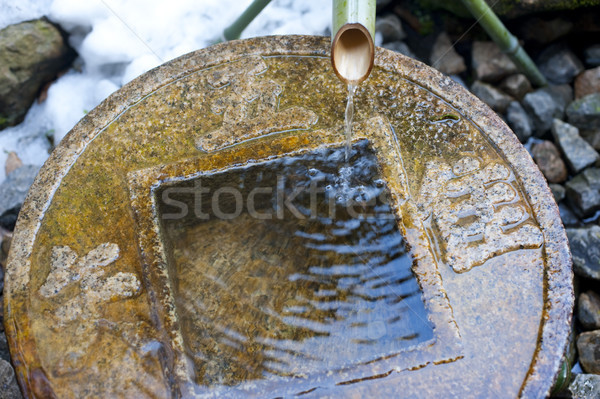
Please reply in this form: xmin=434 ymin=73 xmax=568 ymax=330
xmin=3 ymin=36 xmax=572 ymax=398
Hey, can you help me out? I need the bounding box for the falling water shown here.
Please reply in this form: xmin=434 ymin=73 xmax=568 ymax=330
xmin=344 ymin=83 xmax=357 ymax=162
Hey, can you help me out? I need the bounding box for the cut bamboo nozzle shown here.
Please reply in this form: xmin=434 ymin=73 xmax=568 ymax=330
xmin=331 ymin=0 xmax=376 ymax=85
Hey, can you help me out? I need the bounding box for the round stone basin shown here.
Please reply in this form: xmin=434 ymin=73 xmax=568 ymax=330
xmin=3 ymin=36 xmax=572 ymax=398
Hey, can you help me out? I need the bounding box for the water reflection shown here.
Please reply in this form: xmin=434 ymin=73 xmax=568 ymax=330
xmin=159 ymin=142 xmax=433 ymax=389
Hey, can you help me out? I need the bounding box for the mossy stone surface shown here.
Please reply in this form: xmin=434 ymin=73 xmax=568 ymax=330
xmin=3 ymin=36 xmax=572 ymax=398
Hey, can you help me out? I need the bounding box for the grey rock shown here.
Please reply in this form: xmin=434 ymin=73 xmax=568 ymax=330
xmin=531 ymin=140 xmax=568 ymax=183
xmin=559 ymin=203 xmax=580 ymax=227
xmin=500 ymin=74 xmax=531 ymax=100
xmin=0 ymin=165 xmax=39 ymax=218
xmin=574 ymin=67 xmax=600 ymax=99
xmin=506 ymin=101 xmax=532 ymax=142
xmin=545 ymin=84 xmax=574 ymax=110
xmin=519 ymin=17 xmax=573 ymax=45
xmin=0 ymin=333 xmax=8 ymax=362
xmin=577 ymin=330 xmax=600 ymax=374
xmin=569 ymin=373 xmax=600 ymax=399
xmin=472 ymin=41 xmax=518 ymax=83
xmin=470 ymin=81 xmax=513 ymax=113
xmin=549 ymin=183 xmax=566 ymax=202
xmin=376 ymin=14 xmax=405 ymax=43
xmin=383 ymin=41 xmax=417 ymax=60
xmin=582 ymin=129 xmax=600 ymax=151
xmin=522 ymin=89 xmax=565 ymax=134
xmin=0 ymin=359 xmax=22 ymax=399
xmin=566 ymin=168 xmax=600 ymax=217
xmin=423 ymin=0 xmax=600 ymax=18
xmin=584 ymin=44 xmax=600 ymax=67
xmin=551 ymin=119 xmax=599 ymax=173
xmin=567 ymin=93 xmax=600 ymax=131
xmin=0 ymin=19 xmax=75 ymax=129
xmin=579 ymin=291 xmax=600 ymax=331
xmin=430 ymin=32 xmax=466 ymax=75
xmin=538 ymin=43 xmax=584 ymax=85
xmin=567 ymin=225 xmax=600 ymax=280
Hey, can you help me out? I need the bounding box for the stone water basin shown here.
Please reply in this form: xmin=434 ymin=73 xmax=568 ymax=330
xmin=3 ymin=36 xmax=572 ymax=398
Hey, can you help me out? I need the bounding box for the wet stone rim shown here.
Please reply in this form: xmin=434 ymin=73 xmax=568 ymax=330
xmin=3 ymin=36 xmax=573 ymax=397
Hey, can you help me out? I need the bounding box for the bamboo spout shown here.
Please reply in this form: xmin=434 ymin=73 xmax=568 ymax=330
xmin=331 ymin=0 xmax=376 ymax=85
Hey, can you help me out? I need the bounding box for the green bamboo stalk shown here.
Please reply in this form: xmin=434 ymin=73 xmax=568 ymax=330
xmin=331 ymin=0 xmax=377 ymax=84
xmin=332 ymin=0 xmax=376 ymax=42
xmin=222 ymin=0 xmax=272 ymax=41
xmin=460 ymin=0 xmax=547 ymax=87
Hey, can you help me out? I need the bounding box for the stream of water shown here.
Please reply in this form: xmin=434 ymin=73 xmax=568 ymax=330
xmin=344 ymin=83 xmax=357 ymax=162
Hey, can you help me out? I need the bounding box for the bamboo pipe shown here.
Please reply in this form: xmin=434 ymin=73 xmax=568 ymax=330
xmin=460 ymin=0 xmax=547 ymax=87
xmin=223 ymin=0 xmax=272 ymax=41
xmin=331 ymin=0 xmax=376 ymax=85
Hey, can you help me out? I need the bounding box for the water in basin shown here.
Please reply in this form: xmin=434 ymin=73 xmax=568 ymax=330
xmin=157 ymin=140 xmax=434 ymax=391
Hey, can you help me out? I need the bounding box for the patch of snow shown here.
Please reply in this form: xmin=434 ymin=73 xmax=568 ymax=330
xmin=0 ymin=0 xmax=53 ymax=30
xmin=0 ymin=0 xmax=331 ymax=184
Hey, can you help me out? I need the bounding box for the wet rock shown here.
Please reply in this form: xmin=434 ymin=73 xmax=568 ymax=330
xmin=567 ymin=225 xmax=600 ymax=280
xmin=551 ymin=119 xmax=599 ymax=173
xmin=522 ymin=88 xmax=566 ymax=134
xmin=0 ymin=19 xmax=75 ymax=129
xmin=0 ymin=235 xmax=9 ymax=311
xmin=566 ymin=168 xmax=600 ymax=218
xmin=577 ymin=330 xmax=600 ymax=374
xmin=575 ymin=67 xmax=600 ymax=99
xmin=579 ymin=291 xmax=600 ymax=331
xmin=0 ymin=359 xmax=22 ymax=399
xmin=471 ymin=41 xmax=517 ymax=83
xmin=423 ymin=0 xmax=600 ymax=18
xmin=582 ymin=129 xmax=600 ymax=151
xmin=538 ymin=43 xmax=584 ymax=85
xmin=470 ymin=81 xmax=513 ymax=113
xmin=547 ymin=84 xmax=574 ymax=109
xmin=376 ymin=14 xmax=405 ymax=43
xmin=500 ymin=74 xmax=531 ymax=100
xmin=4 ymin=152 xmax=22 ymax=176
xmin=382 ymin=41 xmax=417 ymax=60
xmin=569 ymin=373 xmax=600 ymax=399
xmin=585 ymin=44 xmax=600 ymax=67
xmin=559 ymin=203 xmax=579 ymax=227
xmin=570 ymin=373 xmax=600 ymax=399
xmin=430 ymin=32 xmax=466 ymax=75
xmin=0 ymin=334 xmax=8 ymax=362
xmin=505 ymin=101 xmax=532 ymax=142
xmin=568 ymin=93 xmax=600 ymax=131
xmin=549 ymin=183 xmax=566 ymax=202
xmin=518 ymin=17 xmax=573 ymax=44
xmin=0 ymin=205 xmax=20 ymax=232
xmin=531 ymin=140 xmax=568 ymax=183
xmin=0 ymin=165 xmax=38 ymax=219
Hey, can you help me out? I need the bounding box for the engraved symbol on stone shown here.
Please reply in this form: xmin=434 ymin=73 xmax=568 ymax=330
xmin=196 ymin=56 xmax=318 ymax=152
xmin=40 ymin=243 xmax=141 ymax=324
xmin=417 ymin=156 xmax=544 ymax=273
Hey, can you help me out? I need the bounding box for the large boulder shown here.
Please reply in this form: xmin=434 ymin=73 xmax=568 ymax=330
xmin=0 ymin=18 xmax=75 ymax=129
xmin=420 ymin=0 xmax=600 ymax=18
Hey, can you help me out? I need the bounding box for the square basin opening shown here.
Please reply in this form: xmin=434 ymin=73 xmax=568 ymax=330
xmin=156 ymin=140 xmax=434 ymax=388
